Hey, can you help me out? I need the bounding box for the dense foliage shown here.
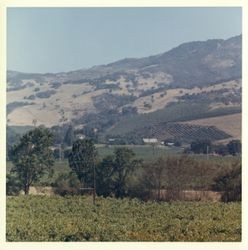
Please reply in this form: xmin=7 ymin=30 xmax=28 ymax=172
xmin=52 ymin=172 xmax=81 ymax=196
xmin=35 ymin=90 xmax=56 ymax=99
xmin=190 ymin=140 xmax=212 ymax=154
xmin=227 ymin=140 xmax=241 ymax=156
xmin=133 ymin=155 xmax=224 ymax=201
xmin=68 ymin=139 xmax=97 ymax=188
xmin=188 ymin=139 xmax=242 ymax=156
xmin=63 ymin=125 xmax=75 ymax=146
xmin=6 ymin=174 xmax=22 ymax=195
xmin=212 ymin=161 xmax=241 ymax=202
xmin=97 ymin=148 xmax=142 ymax=198
xmin=10 ymin=127 xmax=54 ymax=194
xmin=6 ymin=196 xmax=241 ymax=241
xmin=7 ymin=102 xmax=34 ymax=115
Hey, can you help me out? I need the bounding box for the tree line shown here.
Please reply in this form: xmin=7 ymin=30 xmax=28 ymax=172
xmin=188 ymin=139 xmax=241 ymax=156
xmin=7 ymin=127 xmax=241 ymax=202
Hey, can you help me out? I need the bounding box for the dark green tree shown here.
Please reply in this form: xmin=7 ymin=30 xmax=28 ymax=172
xmin=64 ymin=125 xmax=75 ymax=146
xmin=96 ymin=147 xmax=140 ymax=198
xmin=213 ymin=144 xmax=229 ymax=156
xmin=141 ymin=157 xmax=167 ymax=201
xmin=11 ymin=127 xmax=54 ymax=195
xmin=227 ymin=140 xmax=241 ymax=155
xmin=6 ymin=173 xmax=22 ymax=195
xmin=96 ymin=155 xmax=115 ymax=197
xmin=112 ymin=147 xmax=141 ymax=198
xmin=212 ymin=161 xmax=241 ymax=202
xmin=68 ymin=139 xmax=97 ymax=188
xmin=190 ymin=140 xmax=212 ymax=154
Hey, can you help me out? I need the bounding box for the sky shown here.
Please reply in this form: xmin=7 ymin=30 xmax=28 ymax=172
xmin=7 ymin=7 xmax=242 ymax=74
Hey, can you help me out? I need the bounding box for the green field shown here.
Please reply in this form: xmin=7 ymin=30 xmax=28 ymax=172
xmin=7 ymin=144 xmax=182 ymax=174
xmin=7 ymin=144 xmax=239 ymax=187
xmin=7 ymin=144 xmax=181 ymax=180
xmin=6 ymin=196 xmax=241 ymax=241
xmin=96 ymin=144 xmax=182 ymax=160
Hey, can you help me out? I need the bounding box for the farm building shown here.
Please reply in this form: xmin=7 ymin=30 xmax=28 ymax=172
xmin=143 ymin=138 xmax=158 ymax=144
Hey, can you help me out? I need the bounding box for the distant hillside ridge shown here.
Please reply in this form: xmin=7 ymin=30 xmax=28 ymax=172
xmin=7 ymin=35 xmax=241 ymax=89
xmin=7 ymin=35 xmax=241 ymax=145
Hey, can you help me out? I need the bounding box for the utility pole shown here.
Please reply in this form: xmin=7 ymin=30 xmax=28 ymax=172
xmin=152 ymin=143 xmax=155 ymax=156
xmin=93 ymin=162 xmax=96 ymax=206
xmin=59 ymin=144 xmax=63 ymax=161
xmin=206 ymin=145 xmax=209 ymax=161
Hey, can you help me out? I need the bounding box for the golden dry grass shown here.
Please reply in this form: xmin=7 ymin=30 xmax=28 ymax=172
xmin=133 ymin=80 xmax=241 ymax=114
xmin=7 ymin=78 xmax=241 ymax=127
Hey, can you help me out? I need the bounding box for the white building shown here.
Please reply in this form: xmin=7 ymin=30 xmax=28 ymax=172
xmin=143 ymin=138 xmax=158 ymax=144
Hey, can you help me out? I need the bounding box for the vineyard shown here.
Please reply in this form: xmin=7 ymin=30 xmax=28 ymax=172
xmin=106 ymin=100 xmax=240 ymax=139
xmin=125 ymin=122 xmax=230 ymax=142
xmin=6 ymin=196 xmax=241 ymax=241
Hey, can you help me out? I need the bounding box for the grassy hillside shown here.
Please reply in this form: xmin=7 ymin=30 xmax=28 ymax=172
xmin=105 ymin=102 xmax=241 ymax=138
xmin=181 ymin=113 xmax=241 ymax=141
xmin=7 ymin=36 xmax=241 ymax=128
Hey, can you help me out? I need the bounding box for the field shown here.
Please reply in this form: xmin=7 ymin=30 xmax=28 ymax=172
xmin=6 ymin=196 xmax=241 ymax=241
xmin=7 ymin=144 xmax=239 ymax=187
xmin=7 ymin=144 xmax=182 ymax=174
xmin=181 ymin=113 xmax=241 ymax=141
xmin=106 ymin=101 xmax=241 ymax=137
xmin=125 ymin=122 xmax=231 ymax=142
xmin=96 ymin=144 xmax=182 ymax=160
xmin=7 ymin=145 xmax=183 ymax=187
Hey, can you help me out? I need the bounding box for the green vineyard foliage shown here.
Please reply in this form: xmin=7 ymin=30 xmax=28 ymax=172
xmin=6 ymin=196 xmax=241 ymax=241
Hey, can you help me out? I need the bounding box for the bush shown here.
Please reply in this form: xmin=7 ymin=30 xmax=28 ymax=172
xmin=212 ymin=161 xmax=241 ymax=202
xmin=7 ymin=101 xmax=34 ymax=115
xmin=143 ymin=102 xmax=152 ymax=109
xmin=6 ymin=174 xmax=22 ymax=195
xmin=213 ymin=144 xmax=229 ymax=156
xmin=50 ymin=82 xmax=62 ymax=89
xmin=63 ymin=148 xmax=71 ymax=159
xmin=227 ymin=140 xmax=241 ymax=156
xmin=53 ymin=172 xmax=81 ymax=196
xmin=25 ymin=95 xmax=36 ymax=100
xmin=36 ymin=90 xmax=56 ymax=99
xmin=190 ymin=140 xmax=212 ymax=154
xmin=122 ymin=106 xmax=138 ymax=116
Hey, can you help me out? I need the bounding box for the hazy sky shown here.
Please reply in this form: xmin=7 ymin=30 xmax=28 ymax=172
xmin=7 ymin=7 xmax=242 ymax=73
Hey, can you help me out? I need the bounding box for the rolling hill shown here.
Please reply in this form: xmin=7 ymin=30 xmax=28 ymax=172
xmin=7 ymin=35 xmax=242 ymax=144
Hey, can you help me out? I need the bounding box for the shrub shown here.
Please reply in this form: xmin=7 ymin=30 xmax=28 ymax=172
xmin=53 ymin=172 xmax=81 ymax=196
xmin=190 ymin=140 xmax=212 ymax=154
xmin=7 ymin=101 xmax=34 ymax=115
xmin=36 ymin=90 xmax=56 ymax=99
xmin=212 ymin=161 xmax=241 ymax=202
xmin=227 ymin=140 xmax=241 ymax=156
xmin=213 ymin=144 xmax=229 ymax=156
xmin=144 ymin=102 xmax=152 ymax=109
xmin=50 ymin=82 xmax=62 ymax=89
xmin=6 ymin=174 xmax=22 ymax=195
xmin=26 ymin=95 xmax=36 ymax=100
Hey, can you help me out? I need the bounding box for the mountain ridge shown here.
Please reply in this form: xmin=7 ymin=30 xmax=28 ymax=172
xmin=7 ymin=35 xmax=242 ymax=144
xmin=7 ymin=34 xmax=241 ymax=77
